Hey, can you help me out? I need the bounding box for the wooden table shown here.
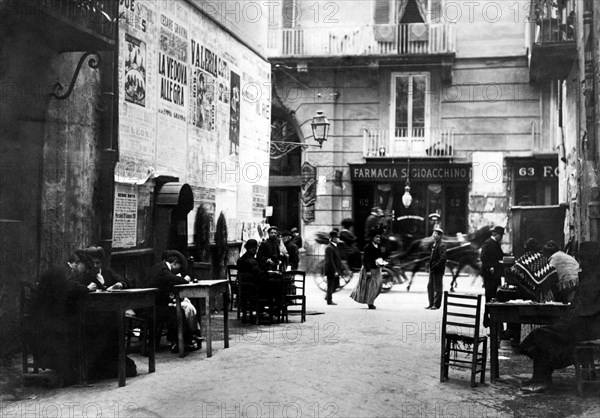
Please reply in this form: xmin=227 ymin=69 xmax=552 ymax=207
xmin=173 ymin=280 xmax=229 ymax=358
xmin=487 ymin=301 xmax=571 ymax=383
xmin=81 ymin=288 xmax=158 ymax=387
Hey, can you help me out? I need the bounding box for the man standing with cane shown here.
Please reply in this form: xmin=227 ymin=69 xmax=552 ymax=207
xmin=426 ymin=226 xmax=447 ymax=310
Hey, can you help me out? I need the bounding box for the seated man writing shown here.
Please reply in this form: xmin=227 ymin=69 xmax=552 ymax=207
xmin=520 ymin=241 xmax=600 ymax=393
xmin=145 ymin=250 xmax=200 ymax=352
xmin=34 ymin=250 xmax=137 ymax=384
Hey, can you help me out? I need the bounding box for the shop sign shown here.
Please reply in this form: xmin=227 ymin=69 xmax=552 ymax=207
xmin=349 ymin=163 xmax=471 ymax=182
xmin=301 ymin=162 xmax=317 ymax=223
xmin=515 ymin=161 xmax=559 ymax=180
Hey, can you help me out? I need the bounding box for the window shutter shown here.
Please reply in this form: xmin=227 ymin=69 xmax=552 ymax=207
xmin=374 ymin=0 xmax=391 ymax=24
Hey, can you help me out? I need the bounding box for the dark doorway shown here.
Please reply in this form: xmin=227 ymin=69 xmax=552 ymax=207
xmin=269 ymin=187 xmax=300 ymax=231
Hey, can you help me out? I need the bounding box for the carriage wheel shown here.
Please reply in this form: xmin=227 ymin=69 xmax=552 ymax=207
xmin=313 ymin=260 xmax=353 ymax=293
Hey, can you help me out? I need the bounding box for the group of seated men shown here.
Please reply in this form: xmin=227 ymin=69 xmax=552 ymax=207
xmin=32 ymin=246 xmax=202 ymax=386
xmin=236 ymin=226 xmax=299 ymax=316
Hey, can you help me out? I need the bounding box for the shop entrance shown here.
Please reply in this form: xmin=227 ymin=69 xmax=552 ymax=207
xmin=354 ymin=182 xmax=468 ymax=242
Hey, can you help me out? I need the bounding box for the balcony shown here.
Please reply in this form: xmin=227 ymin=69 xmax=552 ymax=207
xmin=363 ymin=127 xmax=454 ymax=159
xmin=267 ymin=23 xmax=455 ymax=58
xmin=528 ymin=0 xmax=577 ymax=82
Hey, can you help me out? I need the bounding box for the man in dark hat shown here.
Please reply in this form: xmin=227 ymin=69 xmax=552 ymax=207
xmin=237 ymin=239 xmax=262 ymax=283
xmin=426 ymin=226 xmax=447 ymax=310
xmin=145 ymin=250 xmax=196 ymax=352
xmin=281 ymin=230 xmax=299 ymax=270
xmin=520 ymin=241 xmax=600 ymax=393
xmin=290 ymin=227 xmax=303 ymax=249
xmin=480 ymin=225 xmax=506 ymax=327
xmin=364 ymin=206 xmax=384 ymax=241
xmin=257 ymin=226 xmax=286 ymax=272
xmin=324 ymin=230 xmax=344 ymax=305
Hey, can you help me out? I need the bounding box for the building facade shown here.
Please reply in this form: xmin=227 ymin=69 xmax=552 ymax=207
xmin=111 ymin=0 xmax=271 ymax=278
xmin=0 ymin=0 xmax=271 ymax=354
xmin=267 ymin=0 xmax=556 ymax=265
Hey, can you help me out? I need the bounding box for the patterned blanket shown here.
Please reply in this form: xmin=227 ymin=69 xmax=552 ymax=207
xmin=510 ymin=251 xmax=558 ymax=300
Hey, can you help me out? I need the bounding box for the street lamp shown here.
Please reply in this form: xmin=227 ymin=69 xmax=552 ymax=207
xmin=310 ymin=110 xmax=330 ymax=147
xmin=402 ymin=181 xmax=412 ymax=208
xmin=402 ymin=158 xmax=412 ymax=208
xmin=270 ymin=110 xmax=330 ymax=159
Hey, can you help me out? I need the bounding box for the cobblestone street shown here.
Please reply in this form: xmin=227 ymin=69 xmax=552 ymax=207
xmin=2 ymin=273 xmax=600 ymax=417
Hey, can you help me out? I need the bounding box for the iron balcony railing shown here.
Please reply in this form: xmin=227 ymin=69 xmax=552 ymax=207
xmin=530 ymin=0 xmax=576 ymax=45
xmin=267 ymin=23 xmax=455 ymax=57
xmin=363 ymin=127 xmax=454 ymax=158
xmin=33 ymin=0 xmax=117 ymax=42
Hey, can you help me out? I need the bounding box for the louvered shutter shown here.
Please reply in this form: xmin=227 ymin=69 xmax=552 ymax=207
xmin=374 ymin=0 xmax=391 ymax=24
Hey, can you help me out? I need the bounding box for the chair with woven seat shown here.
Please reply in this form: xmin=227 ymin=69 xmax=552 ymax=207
xmin=573 ymin=339 xmax=600 ymax=397
xmin=284 ymin=270 xmax=306 ymax=323
xmin=440 ymin=291 xmax=487 ymax=387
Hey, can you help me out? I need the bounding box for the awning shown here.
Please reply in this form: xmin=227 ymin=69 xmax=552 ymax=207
xmin=156 ymin=182 xmax=194 ymax=212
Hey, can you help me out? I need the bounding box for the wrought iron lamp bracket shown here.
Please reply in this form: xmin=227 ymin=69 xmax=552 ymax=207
xmin=52 ymin=51 xmax=102 ymax=100
xmin=270 ymin=141 xmax=320 ymax=159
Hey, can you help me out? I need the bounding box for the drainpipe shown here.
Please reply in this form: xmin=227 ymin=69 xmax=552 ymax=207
xmin=99 ymin=15 xmax=119 ymax=263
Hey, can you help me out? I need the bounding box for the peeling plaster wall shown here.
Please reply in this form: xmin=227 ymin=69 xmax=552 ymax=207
xmin=0 ymin=22 xmax=104 ymax=354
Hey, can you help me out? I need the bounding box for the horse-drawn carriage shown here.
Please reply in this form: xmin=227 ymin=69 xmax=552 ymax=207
xmin=313 ymin=225 xmax=491 ymax=293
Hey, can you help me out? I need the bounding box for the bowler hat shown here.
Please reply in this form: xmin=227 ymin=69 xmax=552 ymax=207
xmin=244 ymin=239 xmax=258 ymax=249
xmin=291 ymin=227 xmax=299 ymax=234
xmin=267 ymin=226 xmax=278 ymax=233
xmin=281 ymin=230 xmax=292 ymax=237
xmin=329 ymin=230 xmax=339 ymax=238
xmin=433 ymin=226 xmax=444 ymax=234
xmin=491 ymin=226 xmax=505 ymax=235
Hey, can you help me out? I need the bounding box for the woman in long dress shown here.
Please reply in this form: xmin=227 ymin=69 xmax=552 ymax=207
xmin=350 ymin=229 xmax=384 ymax=309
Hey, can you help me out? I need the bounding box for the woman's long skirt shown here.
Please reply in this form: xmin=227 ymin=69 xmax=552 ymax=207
xmin=350 ymin=267 xmax=382 ymax=305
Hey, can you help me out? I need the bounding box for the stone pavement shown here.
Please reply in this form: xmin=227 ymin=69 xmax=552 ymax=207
xmin=2 ymin=273 xmax=600 ymax=418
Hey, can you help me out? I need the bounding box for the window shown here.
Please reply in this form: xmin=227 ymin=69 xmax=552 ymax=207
xmin=391 ymin=73 xmax=429 ymax=139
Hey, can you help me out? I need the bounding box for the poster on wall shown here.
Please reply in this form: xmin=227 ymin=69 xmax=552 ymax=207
xmin=124 ymin=33 xmax=146 ymax=107
xmin=112 ymin=184 xmax=138 ymax=248
xmin=301 ymin=162 xmax=317 ymax=223
xmin=118 ymin=0 xmax=157 ymax=178
xmin=156 ymin=2 xmax=189 ymax=179
xmin=229 ymin=71 xmax=240 ymax=151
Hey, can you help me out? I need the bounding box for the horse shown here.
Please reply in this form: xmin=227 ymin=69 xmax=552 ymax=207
xmin=386 ymin=226 xmax=491 ymax=292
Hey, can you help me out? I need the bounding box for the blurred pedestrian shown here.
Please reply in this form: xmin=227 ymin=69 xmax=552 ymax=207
xmin=364 ymin=206 xmax=384 ymax=241
xmin=351 ymin=227 xmax=386 ymax=309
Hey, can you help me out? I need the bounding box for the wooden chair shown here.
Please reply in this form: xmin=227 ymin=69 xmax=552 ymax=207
xmin=125 ymin=311 xmax=149 ymax=356
xmin=20 ymin=281 xmax=39 ymax=374
xmin=237 ymin=275 xmax=257 ymax=323
xmin=573 ymin=340 xmax=600 ymax=397
xmin=254 ymin=271 xmax=288 ymax=324
xmin=226 ymin=265 xmax=239 ymax=316
xmin=440 ymin=291 xmax=487 ymax=387
xmin=284 ymin=270 xmax=306 ymax=323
